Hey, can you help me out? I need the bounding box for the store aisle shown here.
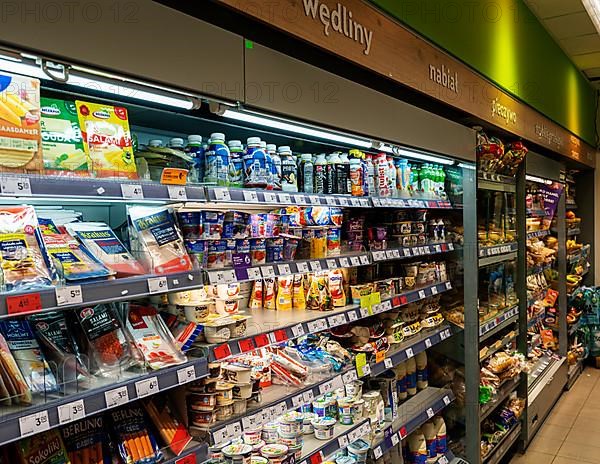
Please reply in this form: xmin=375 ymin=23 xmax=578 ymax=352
xmin=509 ymin=367 xmax=600 ymax=463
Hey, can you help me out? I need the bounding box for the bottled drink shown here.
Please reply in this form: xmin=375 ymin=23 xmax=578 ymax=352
xmin=408 ymin=429 xmax=428 ymax=464
xmin=387 ymin=156 xmax=397 ymax=197
xmin=422 ymin=421 xmax=438 ymax=462
xmin=298 ymin=154 xmax=314 ymax=193
xmin=326 ymin=152 xmax=341 ymax=194
xmin=313 ymin=153 xmax=327 ymax=194
xmin=267 ymin=143 xmax=281 ymax=190
xmin=261 ymin=141 xmax=274 ymax=190
xmin=227 ymin=140 xmax=244 ymax=188
xmin=376 ymin=153 xmax=390 ymax=197
xmin=168 ymin=137 xmax=184 ymax=149
xmin=337 ymin=153 xmax=351 ymax=195
xmin=416 ymin=351 xmax=428 ymax=390
xmin=244 ymin=137 xmax=269 ymax=188
xmin=365 ymin=153 xmax=375 ymax=196
xmin=206 ymin=133 xmax=230 ymax=186
xmin=410 ymin=164 xmax=420 ymax=195
xmin=278 ymin=146 xmax=298 ymax=192
xmin=349 ymin=157 xmax=363 ymax=197
xmin=434 ymin=416 xmax=447 ymax=454
xmin=186 ymin=135 xmax=204 ymax=184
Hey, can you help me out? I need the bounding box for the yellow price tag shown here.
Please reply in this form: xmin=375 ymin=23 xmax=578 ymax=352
xmin=355 ymin=352 xmax=369 ymax=377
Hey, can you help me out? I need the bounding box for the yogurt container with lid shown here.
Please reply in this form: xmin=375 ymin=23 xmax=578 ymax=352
xmin=302 ymin=413 xmax=316 ymax=434
xmin=223 ymin=365 xmax=253 ymax=384
xmin=347 ymin=439 xmax=370 ymax=463
xmin=251 ymin=440 xmax=266 ymax=456
xmin=262 ymin=422 xmax=279 ymax=443
xmin=216 ymin=382 xmax=235 ymax=405
xmin=311 ymin=417 xmax=336 ymax=440
xmin=243 ymin=428 xmax=263 ymax=445
xmin=260 ymin=444 xmax=289 ymax=462
xmin=189 ymin=392 xmax=217 ymax=411
xmin=223 ymin=444 xmax=253 ymax=464
xmin=278 ymin=411 xmax=304 ymax=435
xmin=209 ymin=441 xmax=231 ymax=464
xmin=251 ymin=457 xmax=268 ymax=464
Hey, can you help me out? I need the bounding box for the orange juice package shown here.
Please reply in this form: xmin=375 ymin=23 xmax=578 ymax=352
xmin=75 ymin=100 xmax=137 ymax=178
xmin=0 ymin=72 xmax=42 ymax=173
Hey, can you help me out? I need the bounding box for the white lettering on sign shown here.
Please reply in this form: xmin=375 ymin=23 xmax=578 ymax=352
xmin=428 ymin=64 xmax=458 ymax=93
xmin=303 ymin=0 xmax=373 ymax=55
xmin=491 ymin=98 xmax=517 ymax=125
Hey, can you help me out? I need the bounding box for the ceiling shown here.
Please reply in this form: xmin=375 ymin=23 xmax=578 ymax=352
xmin=524 ymin=0 xmax=600 ymax=86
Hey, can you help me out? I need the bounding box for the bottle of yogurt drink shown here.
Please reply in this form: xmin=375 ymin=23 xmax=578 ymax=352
xmin=268 ymin=143 xmax=282 ymax=190
xmin=261 ymin=140 xmax=274 ymax=190
xmin=337 ymin=152 xmax=351 ymax=195
xmin=205 ymin=133 xmax=230 ymax=186
xmin=227 ymin=140 xmax=244 ymax=188
xmin=278 ymin=146 xmax=298 ymax=192
xmin=244 ymin=137 xmax=269 ymax=188
xmin=313 ymin=153 xmax=327 ymax=194
xmin=186 ymin=135 xmax=204 ymax=184
xmin=326 ymin=152 xmax=341 ymax=194
xmin=298 ymin=154 xmax=314 ymax=193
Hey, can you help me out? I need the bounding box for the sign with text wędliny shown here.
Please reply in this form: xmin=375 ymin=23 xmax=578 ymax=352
xmin=219 ymin=0 xmax=596 ymax=167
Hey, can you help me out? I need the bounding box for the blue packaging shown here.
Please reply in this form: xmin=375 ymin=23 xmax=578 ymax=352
xmin=243 ymin=137 xmax=269 ymax=188
xmin=205 ymin=133 xmax=230 ymax=186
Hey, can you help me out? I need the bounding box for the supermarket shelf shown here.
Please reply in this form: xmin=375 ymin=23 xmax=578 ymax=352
xmin=567 ymin=228 xmax=581 ymax=237
xmin=371 ymin=242 xmax=455 ymax=262
xmin=526 ymin=230 xmax=550 ymax=240
xmin=482 ymin=423 xmax=522 ymax=464
xmin=480 ymin=376 xmax=521 ymax=421
xmin=164 ymin=442 xmax=208 ymax=464
xmin=298 ymin=419 xmax=372 ymax=464
xmin=371 ymin=197 xmax=454 ymax=209
xmin=208 ymin=324 xmax=455 ymax=441
xmin=479 ymin=243 xmax=518 ymax=266
xmin=528 ymin=355 xmax=565 ymax=402
xmin=370 ymin=388 xmax=455 ymax=458
xmin=479 ymin=305 xmax=520 ymax=342
xmin=480 ymin=331 xmax=519 ymax=363
xmin=198 ymin=280 xmax=454 ymax=362
xmin=0 ymin=269 xmax=205 ymax=317
xmin=527 ymin=262 xmax=553 ymax=277
xmin=0 ymin=174 xmax=206 ymax=203
xmin=478 ymin=175 xmax=516 ymax=193
xmin=0 ymin=357 xmax=208 ymax=447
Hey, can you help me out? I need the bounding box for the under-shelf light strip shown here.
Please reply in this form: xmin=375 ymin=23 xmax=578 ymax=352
xmin=525 ymin=175 xmax=553 ymax=185
xmin=380 ymin=144 xmax=455 ymax=166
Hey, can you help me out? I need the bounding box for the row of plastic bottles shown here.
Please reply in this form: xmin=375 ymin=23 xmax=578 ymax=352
xmin=165 ymin=133 xmax=446 ymax=198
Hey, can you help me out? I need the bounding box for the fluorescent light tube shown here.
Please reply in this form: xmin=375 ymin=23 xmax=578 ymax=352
xmin=582 ymin=0 xmax=600 ymax=34
xmin=458 ymin=163 xmax=476 ymax=170
xmin=222 ymin=109 xmax=372 ymax=148
xmin=393 ymin=148 xmax=455 ymax=165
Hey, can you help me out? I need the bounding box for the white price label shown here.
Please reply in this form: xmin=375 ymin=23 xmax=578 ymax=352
xmin=247 ymin=267 xmax=262 ymax=280
xmin=326 ymin=196 xmax=337 ymax=205
xmin=55 ymin=285 xmax=83 ymax=306
xmin=19 ymin=410 xmax=49 ymax=437
xmin=307 ymin=319 xmax=328 ymax=332
xmin=213 ymin=427 xmax=229 ymax=444
xmin=148 ymin=276 xmax=168 ymax=294
xmin=360 ymin=364 xmax=371 ymax=376
xmin=373 ymin=198 xmax=381 ymax=206
xmin=1 ymin=177 xmax=32 ymax=196
xmin=403 ymin=248 xmax=412 ymax=257
xmin=309 ymin=195 xmax=320 ymax=204
xmin=212 ymin=187 xmax=229 ymax=201
xmin=261 ymin=266 xmax=275 ymax=278
xmin=303 ymin=390 xmax=315 ymax=403
xmin=292 ymin=394 xmax=305 ymax=408
xmin=58 ymin=399 xmax=85 ymax=425
xmin=359 ymin=307 xmax=370 ymax=318
xmin=373 ymin=251 xmax=385 ymax=261
xmin=296 ymin=262 xmax=309 ymax=273
xmin=350 ymin=256 xmax=361 ymax=266
xmin=242 ymin=413 xmax=259 ymax=429
xmin=418 ymin=290 xmax=426 ymax=299
xmin=326 ymin=259 xmax=338 ymax=269
xmin=243 ymin=191 xmax=259 ymax=202
xmin=105 ymin=386 xmax=129 ymax=408
xmin=263 ymin=192 xmax=277 ymax=203
xmin=339 ymin=257 xmax=350 ymax=268
xmin=391 ymin=250 xmax=400 ymax=258
xmin=426 ymin=407 xmax=435 ymax=418
xmin=310 ymin=261 xmax=322 ymax=272
xmin=209 ymin=269 xmax=236 ymax=284
xmin=360 ymin=255 xmax=370 ymax=265
xmin=342 ymin=370 xmax=359 ymax=383
xmin=431 ymin=286 xmax=438 ymax=295
xmin=260 ymin=408 xmax=272 ymax=424
xmin=439 ymin=456 xmax=449 ymax=464
xmin=382 ymin=301 xmax=392 ymax=311
xmin=440 ymin=330 xmax=448 ymax=341
xmin=374 ymin=447 xmax=383 ymax=459
xmin=338 ymin=197 xmax=349 ymax=206
xmin=328 ymin=315 xmax=341 ymax=327
xmin=351 ymin=198 xmax=361 ymax=206
xmin=227 ymin=421 xmax=242 ymax=438
xmin=177 ymin=366 xmax=196 ymax=384
xmin=294 ymin=195 xmax=307 ymax=205
xmin=434 ymin=245 xmax=442 ymax=253
xmin=443 ymin=395 xmax=451 ymax=405
xmin=338 ymin=435 xmax=349 ymax=448
xmin=135 ymin=376 xmax=159 ymax=398
xmin=445 ymin=282 xmax=452 ymax=290
xmin=384 ymin=358 xmax=394 ymax=369
xmin=448 ymin=243 xmax=455 ymax=251
xmin=278 ymin=193 xmax=291 ymax=203
xmin=278 ymin=264 xmax=292 ymax=275
xmin=347 ymin=311 xmax=359 ymax=321
xmin=372 ymin=303 xmax=381 ymax=314
xmin=319 ymin=380 xmax=334 ymax=395
xmin=425 ymin=338 xmax=432 ymax=348
xmin=391 ymin=432 xmax=400 ymax=446
xmin=291 ymin=324 xmax=305 ymax=338
xmin=121 ymin=184 xmax=144 ymax=199
xmin=405 ymin=348 xmax=414 ymax=358
xmin=168 ymin=185 xmax=187 ymax=200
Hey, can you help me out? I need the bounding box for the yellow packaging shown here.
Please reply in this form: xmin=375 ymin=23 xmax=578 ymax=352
xmin=328 ymin=269 xmax=346 ymax=307
xmin=0 ymin=72 xmax=42 ymax=173
xmin=249 ymin=279 xmax=263 ymax=309
xmin=276 ymin=276 xmax=293 ymax=311
xmin=292 ymin=274 xmax=306 ymax=310
xmin=76 ymin=100 xmax=137 ymax=178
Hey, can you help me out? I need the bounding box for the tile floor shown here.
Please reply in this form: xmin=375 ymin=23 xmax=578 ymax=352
xmin=509 ymin=367 xmax=600 ymax=464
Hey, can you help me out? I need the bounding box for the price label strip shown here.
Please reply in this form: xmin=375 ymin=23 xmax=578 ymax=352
xmin=55 ymin=285 xmax=83 ymax=306
xmin=135 ymin=376 xmax=159 ymax=398
xmin=177 ymin=366 xmax=196 ymax=384
xmin=58 ymin=399 xmax=85 ymax=425
xmin=19 ymin=410 xmax=50 ymax=437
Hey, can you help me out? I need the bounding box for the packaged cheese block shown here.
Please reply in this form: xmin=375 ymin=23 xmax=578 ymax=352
xmin=0 ymin=72 xmax=43 ymax=173
xmin=16 ymin=429 xmax=70 ymax=464
xmin=75 ymin=100 xmax=137 ymax=179
xmin=40 ymin=97 xmax=88 ymax=176
xmin=128 ymin=205 xmax=192 ymax=274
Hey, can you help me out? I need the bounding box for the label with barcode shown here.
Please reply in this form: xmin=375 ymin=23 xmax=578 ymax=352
xmin=303 ymin=390 xmax=315 ymax=403
xmin=342 ymin=370 xmax=358 ymax=383
xmin=261 ymin=266 xmax=275 ymax=278
xmin=350 ymin=256 xmax=361 ymax=266
xmin=384 ymin=358 xmax=394 ymax=369
xmin=278 ymin=264 xmax=292 ymax=275
xmin=297 ymin=262 xmax=309 ymax=273
xmin=405 ymin=348 xmax=414 ymax=358
xmin=338 ymin=435 xmax=349 ymax=448
xmin=360 ymin=255 xmax=370 ymax=265
xmin=374 ymin=447 xmax=383 ymax=459
xmin=418 ymin=290 xmax=426 ymax=299
xmin=326 ymin=259 xmax=338 ymax=269
xmin=242 ymin=413 xmax=260 ymax=430
xmin=443 ymin=395 xmax=451 ymax=405
xmin=278 ymin=193 xmax=291 ymax=203
xmin=373 ymin=251 xmax=386 ymax=261
xmin=445 ymin=282 xmax=452 ymax=289
xmin=247 ymin=267 xmax=262 ymax=279
xmin=55 ymin=285 xmax=83 ymax=306
xmin=426 ymin=407 xmax=434 ymax=418
xmin=212 ymin=427 xmax=229 ymax=444
xmin=292 ymin=394 xmax=305 ymax=408
xmin=243 ymin=191 xmax=259 ymax=202
xmin=307 ymin=319 xmax=328 ymax=332
xmin=263 ymin=192 xmax=277 ymax=203
xmin=148 ymin=276 xmax=168 ymax=294
xmin=177 ymin=366 xmax=196 ymax=384
xmin=168 ymin=185 xmax=188 ymax=200
xmin=1 ymin=177 xmax=32 ymax=196
xmin=105 ymin=386 xmax=129 ymax=408
xmin=57 ymin=399 xmax=85 ymax=425
xmin=19 ymin=410 xmax=49 ymax=437
xmin=431 ymin=286 xmax=438 ymax=295
xmin=135 ymin=377 xmax=158 ymax=398
xmin=121 ymin=184 xmax=144 ymax=199
xmin=294 ymin=195 xmax=307 ymax=205
xmin=309 ymin=195 xmax=320 ymax=204
xmin=391 ymin=433 xmax=400 ymax=446
xmin=425 ymin=338 xmax=432 ymax=348
xmin=339 ymin=257 xmax=350 ymax=267
xmin=227 ymin=421 xmax=242 ymax=437
xmin=291 ymin=324 xmax=305 ymax=338
xmin=310 ymin=261 xmax=322 ymax=271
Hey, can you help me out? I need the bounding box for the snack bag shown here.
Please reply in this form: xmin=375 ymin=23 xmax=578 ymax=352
xmin=0 ymin=72 xmax=42 ymax=173
xmin=40 ymin=97 xmax=88 ymax=176
xmin=128 ymin=206 xmax=192 ymax=274
xmin=66 ymin=222 xmax=146 ymax=276
xmin=0 ymin=320 xmax=57 ymax=394
xmin=292 ymin=274 xmax=306 ymax=310
xmin=328 ymin=269 xmax=346 ymax=307
xmin=16 ymin=429 xmax=70 ymax=464
xmin=76 ymin=100 xmax=137 ymax=178
xmin=276 ymin=276 xmax=293 ymax=311
xmin=125 ymin=304 xmax=187 ymax=370
xmin=61 ymin=415 xmax=108 ymax=463
xmin=249 ymin=279 xmax=264 ymax=309
xmin=264 ymin=277 xmax=276 ymax=310
xmin=144 ymin=395 xmax=192 ymax=456
xmin=110 ymin=405 xmax=162 ymax=464
xmin=0 ymin=206 xmax=55 ymax=291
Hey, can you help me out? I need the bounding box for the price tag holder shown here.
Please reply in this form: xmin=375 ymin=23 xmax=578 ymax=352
xmin=373 ymin=251 xmax=385 ymax=261
xmin=310 ymin=261 xmax=322 ymax=272
xmin=426 ymin=408 xmax=435 ymax=418
xmin=326 ymin=259 xmax=338 ymax=269
xmin=209 ymin=269 xmax=236 ymax=284
xmin=319 ymin=380 xmax=334 ymax=395
xmin=261 ymin=266 xmax=275 ymax=278
xmin=296 ymin=262 xmax=309 ymax=273
xmin=105 ymin=386 xmax=129 ymax=408
xmin=440 ymin=330 xmax=448 ymax=341
xmin=309 ymin=195 xmax=320 ymax=204
xmin=58 ymin=399 xmax=85 ymax=425
xmin=55 ymin=285 xmax=83 ymax=306
xmin=214 ymin=343 xmax=232 ymax=360
xmin=360 ymin=255 xmax=370 ymax=265
xmin=247 ymin=267 xmax=262 ymax=280
xmin=177 ymin=366 xmax=196 ymax=384
xmin=405 ymin=348 xmax=414 ymax=358
xmin=391 ymin=432 xmax=400 ymax=446
xmin=278 ymin=193 xmax=291 ymax=203
xmin=212 ymin=428 xmax=229 ymax=444
xmin=326 ymin=196 xmax=337 ymax=205
xmin=445 ymin=282 xmax=452 ymax=290
xmin=418 ymin=290 xmax=426 ymax=299
xmin=351 ymin=198 xmax=361 ymax=206
xmin=303 ymin=390 xmax=315 ymax=403
xmin=7 ymin=292 xmax=42 ymax=315
xmin=243 ymin=191 xmax=259 ymax=202
xmin=148 ymin=276 xmax=168 ymax=294
xmin=291 ymin=324 xmax=305 ymax=338
xmin=213 ymin=187 xmax=231 ymax=201
xmin=350 ymin=256 xmax=361 ymax=266
xmin=342 ymin=370 xmax=358 ymax=384
xmin=347 ymin=310 xmax=359 ymax=322
xmin=374 ymin=447 xmax=383 ymax=459
xmin=243 ymin=413 xmax=260 ymax=430
xmin=338 ymin=197 xmax=349 ymax=206
xmin=135 ymin=376 xmax=159 ymax=398
xmin=292 ymin=394 xmax=305 ymax=408
xmin=121 ymin=184 xmax=144 ymax=199
xmin=1 ymin=176 xmax=32 ymax=196
xmin=384 ymin=358 xmax=394 ymax=369
xmin=431 ymin=286 xmax=438 ymax=295
xmin=278 ymin=264 xmax=292 ymax=275
xmin=264 ymin=192 xmax=277 ymax=203
xmin=19 ymin=410 xmax=50 ymax=437
xmin=443 ymin=395 xmax=451 ymax=406
xmin=294 ymin=195 xmax=307 ymax=205
xmin=168 ymin=185 xmax=188 ymax=200
xmin=339 ymin=257 xmax=350 ymax=268
xmin=425 ymin=338 xmax=432 ymax=348
xmin=338 ymin=435 xmax=349 ymax=448
xmin=226 ymin=421 xmax=242 ymax=438
xmin=307 ymin=319 xmax=328 ymax=333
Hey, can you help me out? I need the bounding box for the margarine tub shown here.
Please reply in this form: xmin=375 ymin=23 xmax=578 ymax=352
xmin=168 ymin=287 xmax=210 ymax=305
xmin=347 ymin=439 xmax=370 ymax=463
xmin=311 ymin=417 xmax=336 ymax=440
xmin=260 ymin=444 xmax=289 ymax=464
xmin=223 ymin=444 xmax=253 ymax=464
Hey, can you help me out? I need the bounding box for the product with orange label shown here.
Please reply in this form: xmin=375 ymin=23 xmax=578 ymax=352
xmin=249 ymin=279 xmax=264 ymax=309
xmin=61 ymin=415 xmax=107 ymax=464
xmin=276 ymin=276 xmax=293 ymax=311
xmin=128 ymin=205 xmax=192 ymax=275
xmin=110 ymin=405 xmax=162 ymax=464
xmin=144 ymin=395 xmax=192 ymax=456
xmin=0 ymin=72 xmax=42 ymax=173
xmin=16 ymin=429 xmax=70 ymax=464
xmin=76 ymin=100 xmax=137 ymax=178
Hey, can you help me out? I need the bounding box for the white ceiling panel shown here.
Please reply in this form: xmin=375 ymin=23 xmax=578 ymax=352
xmin=524 ymin=0 xmax=584 ymax=19
xmin=562 ymin=34 xmax=600 ymax=55
xmin=543 ymin=11 xmax=597 ymax=39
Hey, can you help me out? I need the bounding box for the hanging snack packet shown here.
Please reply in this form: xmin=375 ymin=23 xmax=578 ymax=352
xmin=0 ymin=320 xmax=57 ymax=394
xmin=61 ymin=415 xmax=108 ymax=464
xmin=249 ymin=279 xmax=264 ymax=309
xmin=125 ymin=304 xmax=187 ymax=370
xmin=128 ymin=206 xmax=192 ymax=274
xmin=66 ymin=222 xmax=146 ymax=276
xmin=328 ymin=269 xmax=346 ymax=307
xmin=110 ymin=405 xmax=162 ymax=464
xmin=0 ymin=206 xmax=54 ymax=291
xmin=144 ymin=395 xmax=192 ymax=456
xmin=292 ymin=274 xmax=306 ymax=310
xmin=276 ymin=276 xmax=293 ymax=311
xmin=0 ymin=331 xmax=32 ymax=405
xmin=74 ymin=304 xmax=137 ymax=376
xmin=16 ymin=429 xmax=70 ymax=464
xmin=76 ymin=100 xmax=137 ymax=178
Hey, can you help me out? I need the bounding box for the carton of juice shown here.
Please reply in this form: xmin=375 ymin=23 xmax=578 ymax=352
xmin=0 ymin=72 xmax=42 ymax=173
xmin=76 ymin=100 xmax=137 ymax=179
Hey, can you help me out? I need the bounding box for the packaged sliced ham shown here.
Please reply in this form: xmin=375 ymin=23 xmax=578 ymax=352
xmin=0 ymin=320 xmax=57 ymax=394
xmin=0 ymin=206 xmax=54 ymax=291
xmin=0 ymin=331 xmax=31 ymax=405
xmin=128 ymin=206 xmax=192 ymax=274
xmin=66 ymin=222 xmax=146 ymax=276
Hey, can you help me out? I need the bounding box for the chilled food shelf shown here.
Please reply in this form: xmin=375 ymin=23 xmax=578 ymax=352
xmin=370 ymin=388 xmax=455 ymax=459
xmin=371 ymin=242 xmax=456 ymax=262
xmin=482 ymin=423 xmax=522 ymax=464
xmin=480 ymin=376 xmax=521 ymax=421
xmin=479 ymin=305 xmax=520 ymax=341
xmin=528 ymin=354 xmax=565 ymax=397
xmin=163 ymin=442 xmax=208 ymax=464
xmin=480 ymin=331 xmax=519 ymax=362
xmin=0 ymin=357 xmax=208 ymax=447
xmin=199 ymin=281 xmax=453 ymax=362
xmin=526 ymin=230 xmax=550 ymax=240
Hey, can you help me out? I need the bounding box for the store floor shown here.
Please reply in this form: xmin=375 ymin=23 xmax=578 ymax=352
xmin=509 ymin=367 xmax=600 ymax=463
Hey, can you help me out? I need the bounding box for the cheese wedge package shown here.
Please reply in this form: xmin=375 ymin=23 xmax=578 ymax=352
xmin=40 ymin=97 xmax=88 ymax=176
xmin=0 ymin=72 xmax=42 ymax=173
xmin=75 ymin=100 xmax=137 ymax=179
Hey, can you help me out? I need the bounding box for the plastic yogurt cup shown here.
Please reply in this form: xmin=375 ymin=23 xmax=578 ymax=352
xmin=260 ymin=444 xmax=289 ymax=464
xmin=222 ymin=444 xmax=253 ymax=464
xmin=311 ymin=417 xmax=336 ymax=440
xmin=243 ymin=428 xmax=263 ymax=445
